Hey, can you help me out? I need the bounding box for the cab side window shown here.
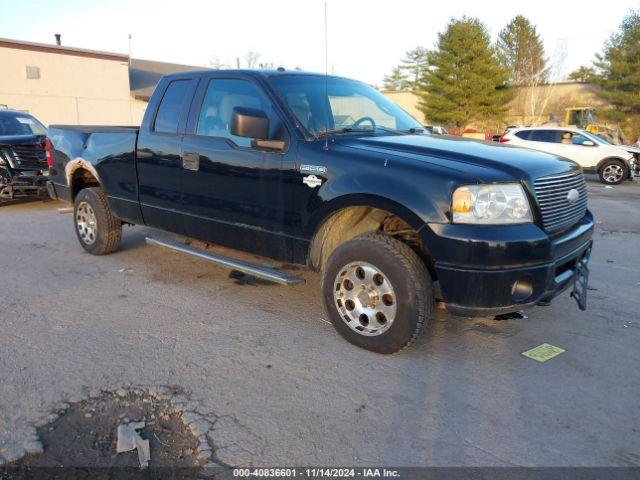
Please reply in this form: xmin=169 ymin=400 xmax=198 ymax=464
xmin=196 ymin=79 xmax=271 ymax=147
xmin=529 ymin=130 xmax=561 ymax=143
xmin=154 ymin=79 xmax=191 ymax=134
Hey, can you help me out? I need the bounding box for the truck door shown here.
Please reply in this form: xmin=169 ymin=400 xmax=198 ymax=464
xmin=136 ymin=77 xmax=198 ymax=234
xmin=180 ymin=75 xmax=298 ymax=261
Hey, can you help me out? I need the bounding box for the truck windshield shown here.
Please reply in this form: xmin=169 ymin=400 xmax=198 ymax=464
xmin=0 ymin=114 xmax=47 ymax=136
xmin=269 ymin=75 xmax=424 ymax=137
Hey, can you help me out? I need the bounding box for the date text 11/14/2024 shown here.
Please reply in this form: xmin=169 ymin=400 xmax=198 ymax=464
xmin=232 ymin=468 xmax=401 ymax=478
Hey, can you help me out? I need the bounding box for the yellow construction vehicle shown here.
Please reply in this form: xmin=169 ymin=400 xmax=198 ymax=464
xmin=562 ymin=107 xmax=626 ymax=144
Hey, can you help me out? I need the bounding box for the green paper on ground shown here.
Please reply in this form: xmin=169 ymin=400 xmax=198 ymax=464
xmin=522 ymin=343 xmax=565 ymax=362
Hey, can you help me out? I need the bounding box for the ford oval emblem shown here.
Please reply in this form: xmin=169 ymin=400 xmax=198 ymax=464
xmin=566 ymin=188 xmax=580 ymax=204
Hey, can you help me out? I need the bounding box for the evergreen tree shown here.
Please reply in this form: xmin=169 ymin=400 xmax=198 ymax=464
xmin=382 ymin=66 xmax=409 ymax=91
xmin=592 ymin=10 xmax=640 ymax=123
xmin=418 ymin=17 xmax=513 ymax=130
xmin=497 ymin=15 xmax=547 ymax=85
xmin=399 ymin=47 xmax=429 ymax=89
xmin=568 ymin=66 xmax=595 ymax=83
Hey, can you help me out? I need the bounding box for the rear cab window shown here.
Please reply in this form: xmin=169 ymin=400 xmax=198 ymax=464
xmin=154 ymin=79 xmax=192 ymax=134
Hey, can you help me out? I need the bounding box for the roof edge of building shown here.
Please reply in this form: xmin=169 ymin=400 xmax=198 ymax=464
xmin=0 ymin=37 xmax=128 ymax=62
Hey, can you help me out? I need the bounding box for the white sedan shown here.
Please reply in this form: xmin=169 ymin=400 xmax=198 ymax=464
xmin=500 ymin=126 xmax=637 ymax=185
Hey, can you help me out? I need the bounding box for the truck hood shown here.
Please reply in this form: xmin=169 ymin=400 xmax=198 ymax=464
xmin=344 ymin=134 xmax=579 ymax=181
xmin=0 ymin=134 xmax=46 ymax=147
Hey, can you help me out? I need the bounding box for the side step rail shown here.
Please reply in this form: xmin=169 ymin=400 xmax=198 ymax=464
xmin=145 ymin=237 xmax=305 ymax=286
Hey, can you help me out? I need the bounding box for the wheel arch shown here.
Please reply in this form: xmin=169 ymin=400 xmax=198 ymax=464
xmin=305 ymin=194 xmax=435 ymax=274
xmin=66 ymin=160 xmax=102 ymax=201
xmin=596 ymin=156 xmax=631 ymax=172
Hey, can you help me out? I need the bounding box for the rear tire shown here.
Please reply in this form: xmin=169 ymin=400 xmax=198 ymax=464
xmin=599 ymin=159 xmax=627 ymax=185
xmin=322 ymin=232 xmax=433 ymax=354
xmin=73 ymin=187 xmax=122 ymax=255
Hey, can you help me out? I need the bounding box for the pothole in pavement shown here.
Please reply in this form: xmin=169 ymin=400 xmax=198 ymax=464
xmin=3 ymin=388 xmax=221 ymax=477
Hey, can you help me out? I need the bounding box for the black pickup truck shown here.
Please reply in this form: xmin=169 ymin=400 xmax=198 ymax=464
xmin=47 ymin=70 xmax=594 ymax=353
xmin=0 ymin=109 xmax=50 ymax=201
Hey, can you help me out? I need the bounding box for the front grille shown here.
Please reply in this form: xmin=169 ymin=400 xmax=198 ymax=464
xmin=534 ymin=170 xmax=588 ymax=233
xmin=4 ymin=145 xmax=47 ymax=168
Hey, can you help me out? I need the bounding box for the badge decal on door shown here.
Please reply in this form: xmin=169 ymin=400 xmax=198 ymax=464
xmin=303 ymin=175 xmax=322 ymax=188
xmin=300 ymin=164 xmax=327 ymax=175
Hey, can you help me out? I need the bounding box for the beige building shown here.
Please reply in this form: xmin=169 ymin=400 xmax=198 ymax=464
xmin=382 ymin=91 xmax=426 ymax=123
xmin=0 ymin=37 xmax=202 ymax=126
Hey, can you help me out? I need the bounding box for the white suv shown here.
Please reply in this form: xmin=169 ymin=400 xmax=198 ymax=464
xmin=500 ymin=126 xmax=636 ymax=185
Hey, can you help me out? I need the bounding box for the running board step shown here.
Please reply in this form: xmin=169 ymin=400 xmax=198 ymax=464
xmin=145 ymin=237 xmax=305 ymax=286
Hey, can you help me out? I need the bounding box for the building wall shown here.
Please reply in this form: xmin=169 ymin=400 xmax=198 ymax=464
xmin=382 ymin=91 xmax=427 ymax=123
xmin=0 ymin=45 xmax=141 ymax=126
xmin=505 ymin=82 xmax=605 ymax=126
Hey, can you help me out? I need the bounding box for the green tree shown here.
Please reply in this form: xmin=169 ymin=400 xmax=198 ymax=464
xmin=382 ymin=66 xmax=409 ymax=90
xmin=592 ymin=10 xmax=640 ymax=125
xmin=568 ymin=66 xmax=595 ymax=83
xmin=497 ymin=15 xmax=547 ymax=85
xmin=418 ymin=17 xmax=513 ymax=131
xmin=399 ymin=47 xmax=429 ymax=89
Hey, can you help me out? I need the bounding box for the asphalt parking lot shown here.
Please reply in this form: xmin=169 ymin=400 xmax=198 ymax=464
xmin=1 ymin=179 xmax=639 ymax=468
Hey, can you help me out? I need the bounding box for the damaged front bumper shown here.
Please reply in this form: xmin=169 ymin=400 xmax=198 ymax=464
xmin=0 ymin=167 xmax=49 ymax=200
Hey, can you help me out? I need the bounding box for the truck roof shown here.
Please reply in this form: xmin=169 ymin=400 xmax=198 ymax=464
xmin=161 ymin=68 xmax=353 ymax=82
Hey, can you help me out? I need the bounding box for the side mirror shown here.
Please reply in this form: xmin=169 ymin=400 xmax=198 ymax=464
xmin=230 ymin=107 xmax=285 ymax=151
xmin=230 ymin=107 xmax=269 ymax=139
xmin=582 ymin=140 xmax=596 ymax=146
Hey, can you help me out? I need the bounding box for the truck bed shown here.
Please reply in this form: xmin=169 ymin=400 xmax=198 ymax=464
xmin=48 ymin=125 xmax=139 ymax=134
xmin=47 ymin=125 xmax=142 ymax=224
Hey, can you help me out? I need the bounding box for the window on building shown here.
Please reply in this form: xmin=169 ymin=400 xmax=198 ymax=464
xmin=196 ymin=79 xmax=270 ymax=147
xmin=154 ymin=80 xmax=190 ymax=134
xmin=25 ymin=66 xmax=40 ymax=79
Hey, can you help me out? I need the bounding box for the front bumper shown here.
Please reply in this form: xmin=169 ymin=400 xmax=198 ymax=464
xmin=424 ymin=211 xmax=595 ymax=317
xmin=0 ymin=168 xmax=49 ymax=200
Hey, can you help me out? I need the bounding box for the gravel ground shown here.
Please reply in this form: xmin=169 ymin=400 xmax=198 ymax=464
xmin=0 ymin=180 xmax=639 ymax=468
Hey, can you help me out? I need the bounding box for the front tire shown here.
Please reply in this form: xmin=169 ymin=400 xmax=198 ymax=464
xmin=599 ymin=159 xmax=627 ymax=185
xmin=73 ymin=187 xmax=122 ymax=255
xmin=322 ymin=232 xmax=433 ymax=354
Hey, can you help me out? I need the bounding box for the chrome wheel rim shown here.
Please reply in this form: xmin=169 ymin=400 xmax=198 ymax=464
xmin=334 ymin=261 xmax=397 ymax=336
xmin=602 ymin=164 xmax=624 ymax=183
xmin=76 ymin=201 xmax=97 ymax=245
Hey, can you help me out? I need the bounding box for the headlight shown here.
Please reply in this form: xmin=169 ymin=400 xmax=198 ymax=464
xmin=452 ymin=183 xmax=532 ymax=224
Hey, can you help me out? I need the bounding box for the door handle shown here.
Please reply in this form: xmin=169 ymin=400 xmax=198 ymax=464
xmin=182 ymin=151 xmax=199 ymax=171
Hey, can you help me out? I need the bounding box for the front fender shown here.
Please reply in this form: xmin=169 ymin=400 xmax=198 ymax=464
xmin=308 ymin=171 xmax=449 ymax=237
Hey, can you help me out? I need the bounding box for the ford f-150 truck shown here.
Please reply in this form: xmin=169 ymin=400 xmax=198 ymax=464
xmin=47 ymin=70 xmax=594 ymax=353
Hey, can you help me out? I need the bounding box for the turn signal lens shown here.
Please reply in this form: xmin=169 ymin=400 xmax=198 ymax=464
xmin=452 ymin=188 xmax=473 ymax=213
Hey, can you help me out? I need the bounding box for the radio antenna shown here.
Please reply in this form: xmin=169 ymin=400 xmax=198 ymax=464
xmin=323 ymin=2 xmax=329 ymax=151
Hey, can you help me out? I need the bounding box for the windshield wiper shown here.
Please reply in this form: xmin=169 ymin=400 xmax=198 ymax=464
xmin=315 ymin=127 xmax=377 ymax=138
xmin=315 ymin=125 xmax=425 ymax=139
xmin=399 ymin=127 xmax=425 ymax=134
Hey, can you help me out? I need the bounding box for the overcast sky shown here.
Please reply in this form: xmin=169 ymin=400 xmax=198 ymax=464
xmin=2 ymin=0 xmax=637 ymax=85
